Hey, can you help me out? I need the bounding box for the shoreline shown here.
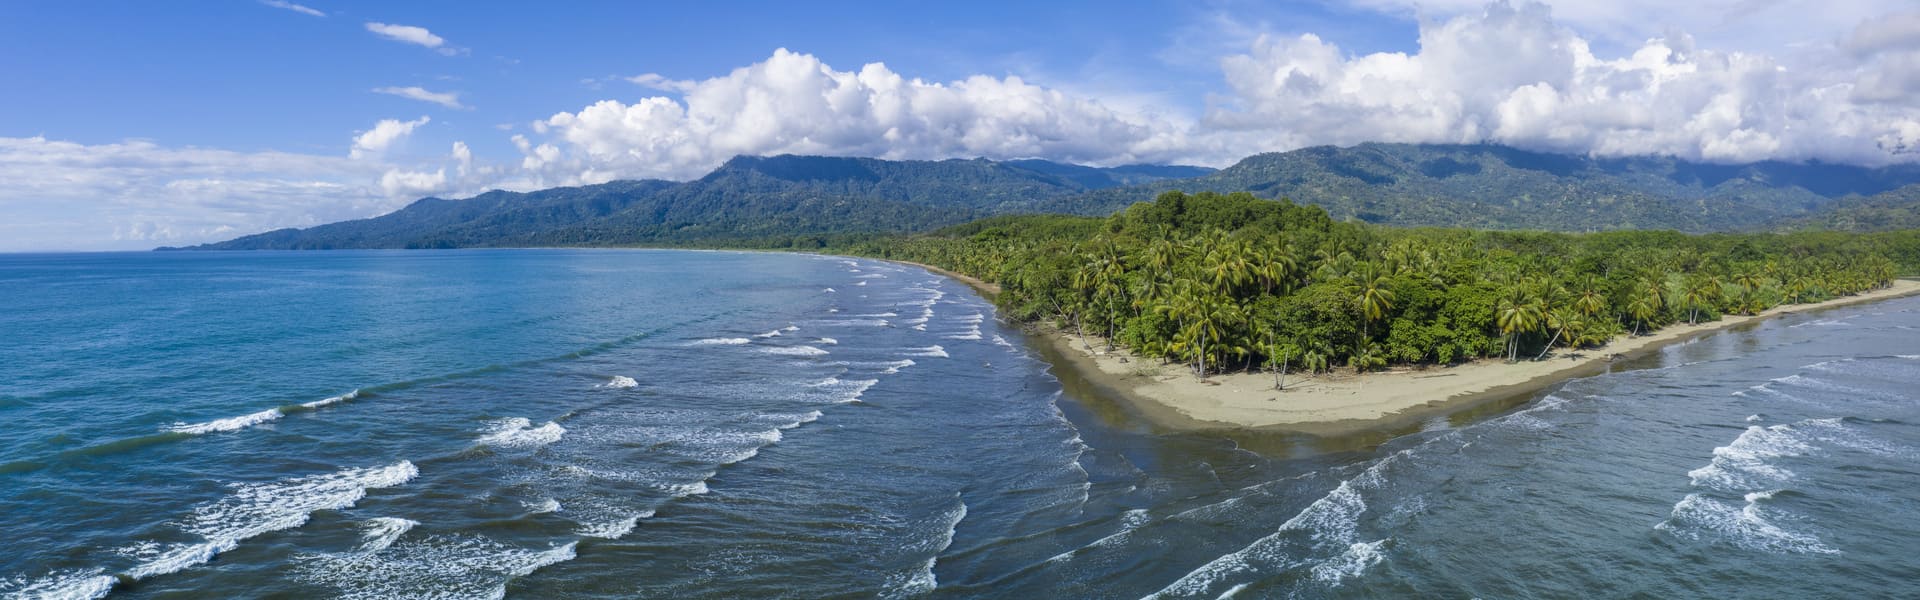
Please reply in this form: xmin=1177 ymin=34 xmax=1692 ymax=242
xmin=877 ymin=253 xmax=1920 ymax=436
xmin=1040 ymin=278 xmax=1920 ymax=436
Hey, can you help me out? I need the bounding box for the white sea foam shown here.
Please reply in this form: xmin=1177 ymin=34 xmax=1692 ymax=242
xmin=1148 ymin=453 xmax=1404 ymax=598
xmin=117 ymin=461 xmax=418 ymax=581
xmin=689 ymin=337 xmax=751 ymax=346
xmin=1311 ymin=539 xmax=1389 ymax=585
xmin=815 ymin=337 xmax=838 ymax=345
xmin=991 ymin=335 xmax=1016 ymax=349
xmin=782 ymin=325 xmax=800 ymax=332
xmin=1686 ymin=424 xmax=1814 ymax=490
xmin=657 ymin=480 xmax=710 ymax=497
xmin=298 ymin=535 xmax=577 ymax=599
xmin=753 ymin=329 xmax=782 ymax=338
xmin=602 ymin=376 xmax=638 ymax=389
xmin=856 ymin=281 xmax=867 ymax=286
xmin=907 ymin=345 xmax=949 ymax=358
xmin=1657 ymin=493 xmax=1837 ymax=554
xmin=881 ymin=497 xmax=968 ymax=599
xmin=357 ymin=517 xmax=419 ymax=554
xmin=1046 ymin=509 xmax=1151 ymax=563
xmin=301 ymin=389 xmax=361 ymax=409
xmin=576 ymin=511 xmax=652 ymax=539
xmin=911 ymin=324 xmax=927 ymax=331
xmin=824 ymin=287 xmax=836 ymax=293
xmin=760 ymin=345 xmax=830 ymax=357
xmin=166 ymin=407 xmax=284 ymax=435
xmin=856 ymin=273 xmax=886 ymax=279
xmin=882 ymin=359 xmax=916 ymax=374
xmin=524 ymin=498 xmax=561 ymax=514
xmin=0 ymin=569 xmax=117 ymax=600
xmin=854 ymin=312 xmax=899 ymax=317
xmin=477 ymin=418 xmax=567 ymax=448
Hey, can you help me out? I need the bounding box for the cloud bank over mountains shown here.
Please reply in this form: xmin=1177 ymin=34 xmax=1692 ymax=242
xmin=7 ymin=1 xmax=1920 ymax=250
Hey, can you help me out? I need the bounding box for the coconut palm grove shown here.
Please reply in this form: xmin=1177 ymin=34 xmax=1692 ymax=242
xmin=836 ymin=191 xmax=1908 ymax=378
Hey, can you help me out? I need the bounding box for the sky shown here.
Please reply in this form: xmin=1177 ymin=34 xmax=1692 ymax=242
xmin=3 ymin=0 xmax=1918 ymax=251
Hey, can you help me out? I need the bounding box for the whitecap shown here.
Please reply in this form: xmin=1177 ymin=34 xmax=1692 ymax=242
xmin=477 ymin=418 xmax=567 ymax=448
xmin=357 ymin=517 xmax=419 ymax=555
xmin=301 ymin=389 xmax=361 ymax=409
xmin=881 ymin=497 xmax=967 ymax=599
xmin=602 ymin=376 xmax=638 ymax=389
xmin=760 ymin=345 xmax=830 ymax=357
xmin=689 ymin=337 xmax=751 ymax=346
xmin=1311 ymin=539 xmax=1389 ymax=585
xmin=0 ymin=569 xmax=117 ymax=600
xmin=116 ymin=461 xmax=418 ymax=581
xmin=782 ymin=325 xmax=800 ymax=332
xmin=298 ymin=535 xmax=576 ymax=599
xmin=523 ymin=498 xmax=561 ymax=514
xmin=824 ymin=287 xmax=836 ymax=293
xmin=576 ymin=511 xmax=652 ymax=539
xmin=1656 ymin=493 xmax=1837 ymax=554
xmin=165 ymin=407 xmax=284 ymax=435
xmin=816 ymin=337 xmax=839 ymax=345
xmin=907 ymin=345 xmax=949 ymax=358
xmin=753 ymin=330 xmax=782 ymax=338
xmin=1686 ymin=424 xmax=1812 ymax=490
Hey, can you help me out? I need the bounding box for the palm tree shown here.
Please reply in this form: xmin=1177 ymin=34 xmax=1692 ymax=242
xmin=1574 ymin=274 xmax=1607 ymax=317
xmin=1535 ymin=306 xmax=1582 ymax=360
xmin=1352 ymin=263 xmax=1396 ymax=343
xmin=1627 ymin=296 xmax=1656 ymax=336
xmin=1682 ymin=275 xmax=1723 ymax=325
xmin=1497 ymin=288 xmax=1541 ymax=362
xmin=1252 ymin=239 xmax=1299 ymax=295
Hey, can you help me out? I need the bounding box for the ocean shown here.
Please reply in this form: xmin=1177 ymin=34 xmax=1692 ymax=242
xmin=1 ymin=249 xmax=1915 ymax=598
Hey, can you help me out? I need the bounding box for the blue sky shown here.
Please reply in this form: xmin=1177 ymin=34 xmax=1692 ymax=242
xmin=2 ymin=0 xmax=1917 ymax=250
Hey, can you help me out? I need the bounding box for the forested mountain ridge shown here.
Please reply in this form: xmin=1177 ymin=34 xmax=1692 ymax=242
xmin=1025 ymin=143 xmax=1920 ymax=232
xmin=173 ymin=155 xmax=1212 ymax=250
xmin=170 ymin=144 xmax=1920 ymax=251
xmin=1776 ymin=184 xmax=1920 ymax=232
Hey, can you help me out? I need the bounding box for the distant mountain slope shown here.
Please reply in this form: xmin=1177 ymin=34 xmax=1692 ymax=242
xmin=1777 ymin=184 xmax=1920 ymax=232
xmin=176 ymin=156 xmax=1212 ymax=250
xmin=1024 ymin=143 xmax=1920 ymax=232
xmin=172 ymin=144 xmax=1920 ymax=251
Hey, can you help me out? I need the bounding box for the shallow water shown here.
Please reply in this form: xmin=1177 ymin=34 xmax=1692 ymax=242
xmin=1 ymin=250 xmax=1915 ymax=598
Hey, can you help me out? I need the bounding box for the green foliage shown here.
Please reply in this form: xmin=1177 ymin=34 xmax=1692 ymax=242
xmin=834 ymin=190 xmax=1911 ymax=377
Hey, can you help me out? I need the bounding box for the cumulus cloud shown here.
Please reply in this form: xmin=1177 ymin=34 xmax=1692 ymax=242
xmin=260 ymin=0 xmax=324 ymax=17
xmin=349 ymin=116 xmax=430 ymax=159
xmin=522 ymin=48 xmax=1197 ymax=183
xmin=0 ymin=137 xmax=390 ymax=251
xmin=1200 ymin=1 xmax=1920 ymax=163
xmin=372 ymin=86 xmax=469 ymax=109
xmin=365 ymin=22 xmax=465 ymax=56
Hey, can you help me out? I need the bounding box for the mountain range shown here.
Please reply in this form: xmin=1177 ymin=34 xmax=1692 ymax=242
xmin=172 ymin=143 xmax=1920 ymax=250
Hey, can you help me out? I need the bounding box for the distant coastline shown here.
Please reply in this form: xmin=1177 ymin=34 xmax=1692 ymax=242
xmin=888 ymin=256 xmax=1920 ymax=435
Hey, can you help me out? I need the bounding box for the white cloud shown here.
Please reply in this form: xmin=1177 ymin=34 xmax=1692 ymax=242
xmin=524 ymin=48 xmax=1197 ymax=183
xmin=626 ymin=73 xmax=698 ymax=93
xmin=260 ymin=0 xmax=324 ymax=17
xmin=0 ymin=137 xmax=390 ymax=251
xmin=1200 ymin=2 xmax=1920 ymax=163
xmin=364 ymin=22 xmax=466 ymax=56
xmin=372 ymin=86 xmax=469 ymax=109
xmin=1339 ymin=0 xmax=1911 ymax=56
xmin=349 ymin=116 xmax=430 ymax=159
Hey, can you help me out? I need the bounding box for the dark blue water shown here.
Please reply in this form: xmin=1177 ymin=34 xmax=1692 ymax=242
xmin=1 ymin=250 xmax=1915 ymax=599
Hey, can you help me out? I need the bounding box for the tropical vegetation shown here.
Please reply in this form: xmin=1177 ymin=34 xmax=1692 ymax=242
xmin=833 ymin=191 xmax=1911 ymax=381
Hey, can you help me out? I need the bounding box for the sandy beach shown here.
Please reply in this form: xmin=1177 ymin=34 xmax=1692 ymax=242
xmin=890 ymin=256 xmax=1920 ymax=435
